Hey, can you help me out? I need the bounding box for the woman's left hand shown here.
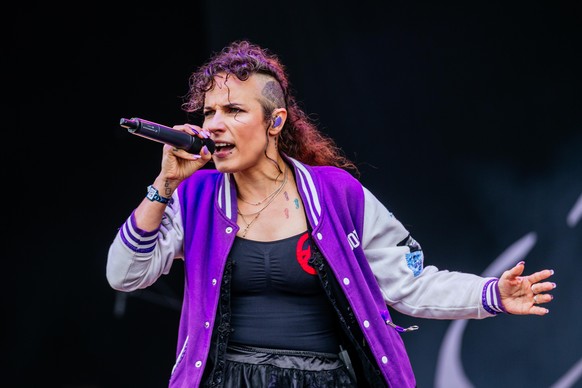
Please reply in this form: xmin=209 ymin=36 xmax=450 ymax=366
xmin=498 ymin=261 xmax=556 ymax=315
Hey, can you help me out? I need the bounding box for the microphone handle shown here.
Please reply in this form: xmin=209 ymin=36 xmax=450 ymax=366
xmin=120 ymin=117 xmax=215 ymax=154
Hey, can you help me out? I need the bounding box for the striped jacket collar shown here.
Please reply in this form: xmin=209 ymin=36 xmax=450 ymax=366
xmin=215 ymin=156 xmax=322 ymax=228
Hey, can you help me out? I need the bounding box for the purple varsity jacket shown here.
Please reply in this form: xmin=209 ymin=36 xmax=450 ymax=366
xmin=107 ymin=155 xmax=504 ymax=388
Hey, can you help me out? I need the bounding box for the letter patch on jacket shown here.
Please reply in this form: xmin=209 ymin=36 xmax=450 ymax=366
xmin=347 ymin=230 xmax=360 ymax=250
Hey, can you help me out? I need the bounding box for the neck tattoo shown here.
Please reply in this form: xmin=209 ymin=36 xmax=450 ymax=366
xmin=237 ymin=165 xmax=288 ymax=238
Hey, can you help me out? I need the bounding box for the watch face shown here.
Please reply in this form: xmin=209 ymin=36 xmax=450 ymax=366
xmin=147 ymin=186 xmax=156 ymax=200
xmin=146 ymin=185 xmax=168 ymax=203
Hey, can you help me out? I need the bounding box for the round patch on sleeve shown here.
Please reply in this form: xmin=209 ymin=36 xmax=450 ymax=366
xmin=405 ymin=251 xmax=424 ymax=277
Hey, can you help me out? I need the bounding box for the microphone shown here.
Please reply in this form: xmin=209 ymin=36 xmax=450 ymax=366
xmin=120 ymin=117 xmax=216 ymax=154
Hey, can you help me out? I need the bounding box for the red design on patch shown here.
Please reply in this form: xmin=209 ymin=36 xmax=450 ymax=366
xmin=296 ymin=232 xmax=316 ymax=275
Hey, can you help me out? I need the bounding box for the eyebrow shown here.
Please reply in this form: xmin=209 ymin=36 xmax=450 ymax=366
xmin=203 ymin=102 xmax=244 ymax=111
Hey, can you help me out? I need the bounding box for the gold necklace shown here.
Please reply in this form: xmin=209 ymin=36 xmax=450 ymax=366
xmin=237 ymin=166 xmax=288 ymax=237
xmin=237 ymin=168 xmax=285 ymax=206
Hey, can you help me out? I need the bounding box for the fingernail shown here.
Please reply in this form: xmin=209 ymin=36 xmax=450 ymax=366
xmin=545 ymin=309 xmax=550 ymax=314
xmin=552 ymin=282 xmax=557 ymax=288
xmin=186 ymin=124 xmax=198 ymax=134
xmin=550 ymin=269 xmax=554 ymax=275
xmin=202 ymin=130 xmax=210 ymax=138
xmin=192 ymin=154 xmax=202 ymax=159
xmin=517 ymin=260 xmax=525 ymax=266
xmin=202 ymin=146 xmax=209 ymax=155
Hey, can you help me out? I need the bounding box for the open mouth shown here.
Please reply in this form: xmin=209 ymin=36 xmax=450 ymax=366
xmin=214 ymin=142 xmax=235 ymax=155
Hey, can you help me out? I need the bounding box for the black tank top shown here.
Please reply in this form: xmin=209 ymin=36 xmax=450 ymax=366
xmin=229 ymin=231 xmax=341 ymax=353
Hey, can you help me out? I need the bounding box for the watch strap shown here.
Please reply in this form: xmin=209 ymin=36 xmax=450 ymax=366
xmin=146 ymin=185 xmax=171 ymax=204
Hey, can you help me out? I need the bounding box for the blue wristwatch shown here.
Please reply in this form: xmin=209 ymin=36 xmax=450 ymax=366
xmin=146 ymin=185 xmax=171 ymax=204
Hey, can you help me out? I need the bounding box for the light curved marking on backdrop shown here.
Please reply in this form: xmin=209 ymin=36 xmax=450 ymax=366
xmin=434 ymin=232 xmax=538 ymax=388
xmin=551 ymin=192 xmax=582 ymax=388
xmin=550 ymin=358 xmax=582 ymax=388
xmin=435 ymin=190 xmax=582 ymax=388
xmin=566 ymin=193 xmax=582 ymax=228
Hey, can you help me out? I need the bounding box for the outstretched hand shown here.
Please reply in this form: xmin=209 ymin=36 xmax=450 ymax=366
xmin=498 ymin=261 xmax=556 ymax=315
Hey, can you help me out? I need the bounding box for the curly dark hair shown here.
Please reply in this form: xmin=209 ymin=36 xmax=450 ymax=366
xmin=182 ymin=40 xmax=359 ymax=177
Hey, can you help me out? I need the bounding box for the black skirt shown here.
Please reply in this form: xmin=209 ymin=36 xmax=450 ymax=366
xmin=222 ymin=344 xmax=356 ymax=388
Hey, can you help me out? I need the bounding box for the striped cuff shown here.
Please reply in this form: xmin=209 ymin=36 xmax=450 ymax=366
xmin=119 ymin=210 xmax=160 ymax=254
xmin=482 ymin=278 xmax=507 ymax=315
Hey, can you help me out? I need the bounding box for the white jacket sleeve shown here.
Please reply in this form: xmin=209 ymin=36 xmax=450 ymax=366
xmin=361 ymin=187 xmax=497 ymax=320
xmin=106 ymin=192 xmax=185 ymax=292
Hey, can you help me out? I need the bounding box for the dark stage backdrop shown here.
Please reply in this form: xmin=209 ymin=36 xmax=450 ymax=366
xmin=9 ymin=2 xmax=581 ymax=387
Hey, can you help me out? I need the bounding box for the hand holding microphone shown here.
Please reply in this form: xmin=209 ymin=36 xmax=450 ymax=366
xmin=120 ymin=117 xmax=216 ymax=154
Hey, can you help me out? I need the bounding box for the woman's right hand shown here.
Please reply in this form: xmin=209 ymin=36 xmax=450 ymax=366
xmin=157 ymin=124 xmax=213 ymax=193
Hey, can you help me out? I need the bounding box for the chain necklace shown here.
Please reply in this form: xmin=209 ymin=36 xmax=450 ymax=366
xmin=237 ymin=166 xmax=288 ymax=237
xmin=237 ymin=169 xmax=285 ymax=206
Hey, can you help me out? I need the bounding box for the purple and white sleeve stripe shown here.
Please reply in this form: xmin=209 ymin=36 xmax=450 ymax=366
xmin=482 ymin=278 xmax=507 ymax=314
xmin=119 ymin=211 xmax=160 ymax=254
